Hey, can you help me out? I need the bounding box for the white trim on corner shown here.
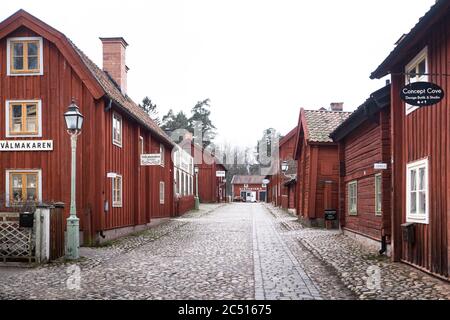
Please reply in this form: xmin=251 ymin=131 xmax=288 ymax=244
xmin=5 ymin=169 xmax=43 ymax=207
xmin=5 ymin=99 xmax=43 ymax=138
xmin=406 ymin=158 xmax=429 ymax=224
xmin=7 ymin=37 xmax=44 ymax=76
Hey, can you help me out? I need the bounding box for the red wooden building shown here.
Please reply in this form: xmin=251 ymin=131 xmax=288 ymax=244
xmin=0 ymin=10 xmax=175 ymax=245
xmin=231 ymin=176 xmax=267 ymax=202
xmin=266 ymin=126 xmax=298 ymax=213
xmin=293 ymin=105 xmax=351 ymax=227
xmin=190 ymin=142 xmax=227 ymax=203
xmin=330 ymin=85 xmax=392 ymax=254
xmin=370 ymin=0 xmax=450 ymax=278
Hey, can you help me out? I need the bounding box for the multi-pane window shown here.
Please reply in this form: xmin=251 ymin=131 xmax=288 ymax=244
xmin=112 ymin=175 xmax=122 ymax=207
xmin=405 ymin=47 xmax=428 ymax=115
xmin=348 ymin=181 xmax=358 ymax=215
xmin=7 ymin=100 xmax=40 ymax=136
xmin=160 ymin=182 xmax=165 ymax=204
xmin=139 ymin=136 xmax=144 ymax=155
xmin=112 ymin=113 xmax=122 ymax=147
xmin=8 ymin=37 xmax=43 ymax=75
xmin=375 ymin=174 xmax=382 ymax=215
xmin=8 ymin=171 xmax=40 ymax=206
xmin=406 ymin=159 xmax=429 ymax=224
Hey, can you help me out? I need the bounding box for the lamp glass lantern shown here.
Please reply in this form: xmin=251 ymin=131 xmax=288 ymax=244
xmin=281 ymin=161 xmax=289 ymax=173
xmin=64 ymin=100 xmax=84 ymax=133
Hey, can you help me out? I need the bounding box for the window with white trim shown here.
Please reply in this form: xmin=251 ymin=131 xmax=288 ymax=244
xmin=375 ymin=174 xmax=382 ymax=215
xmin=112 ymin=113 xmax=122 ymax=147
xmin=112 ymin=174 xmax=123 ymax=207
xmin=406 ymin=159 xmax=429 ymax=224
xmin=405 ymin=47 xmax=428 ymax=115
xmin=6 ymin=100 xmax=42 ymax=137
xmin=348 ymin=181 xmax=358 ymax=215
xmin=139 ymin=136 xmax=144 ymax=155
xmin=7 ymin=37 xmax=43 ymax=76
xmin=160 ymin=144 xmax=165 ymax=167
xmin=6 ymin=170 xmax=42 ymax=206
xmin=160 ymin=181 xmax=165 ymax=204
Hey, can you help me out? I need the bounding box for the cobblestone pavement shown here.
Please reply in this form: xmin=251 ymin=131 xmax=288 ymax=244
xmin=0 ymin=202 xmax=396 ymax=300
xmin=266 ymin=204 xmax=450 ymax=300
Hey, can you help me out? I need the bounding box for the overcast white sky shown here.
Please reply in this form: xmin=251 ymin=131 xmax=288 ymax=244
xmin=1 ymin=0 xmax=436 ymax=148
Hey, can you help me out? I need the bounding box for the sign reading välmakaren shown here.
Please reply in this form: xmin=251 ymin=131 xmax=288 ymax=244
xmin=141 ymin=154 xmax=161 ymax=166
xmin=0 ymin=140 xmax=53 ymax=151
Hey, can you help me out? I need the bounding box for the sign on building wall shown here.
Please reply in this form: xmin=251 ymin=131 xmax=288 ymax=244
xmin=216 ymin=171 xmax=226 ymax=177
xmin=400 ymin=82 xmax=444 ymax=107
xmin=0 ymin=140 xmax=53 ymax=151
xmin=374 ymin=163 xmax=388 ymax=170
xmin=141 ymin=154 xmax=161 ymax=166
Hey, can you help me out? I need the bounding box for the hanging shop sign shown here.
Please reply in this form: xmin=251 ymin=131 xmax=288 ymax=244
xmin=324 ymin=209 xmax=337 ymax=221
xmin=262 ymin=179 xmax=270 ymax=185
xmin=400 ymin=81 xmax=444 ymax=107
xmin=141 ymin=154 xmax=162 ymax=166
xmin=0 ymin=140 xmax=53 ymax=151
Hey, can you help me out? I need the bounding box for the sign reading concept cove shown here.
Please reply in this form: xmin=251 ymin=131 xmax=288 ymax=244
xmin=400 ymin=81 xmax=444 ymax=107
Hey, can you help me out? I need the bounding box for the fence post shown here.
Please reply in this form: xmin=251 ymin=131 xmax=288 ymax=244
xmin=36 ymin=204 xmax=51 ymax=264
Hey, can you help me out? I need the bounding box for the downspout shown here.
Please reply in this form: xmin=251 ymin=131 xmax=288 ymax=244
xmin=379 ymin=235 xmax=387 ymax=255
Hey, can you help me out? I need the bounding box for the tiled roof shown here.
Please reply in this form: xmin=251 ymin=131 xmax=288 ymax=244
xmin=69 ymin=40 xmax=175 ymax=147
xmin=231 ymin=175 xmax=266 ymax=185
xmin=304 ymin=110 xmax=351 ymax=143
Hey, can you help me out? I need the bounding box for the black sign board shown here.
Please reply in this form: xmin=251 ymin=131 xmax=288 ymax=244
xmin=19 ymin=212 xmax=34 ymax=228
xmin=400 ymin=81 xmax=444 ymax=107
xmin=324 ymin=210 xmax=337 ymax=221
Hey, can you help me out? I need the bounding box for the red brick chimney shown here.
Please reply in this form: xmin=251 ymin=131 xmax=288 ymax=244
xmin=329 ymin=102 xmax=344 ymax=112
xmin=100 ymin=37 xmax=129 ymax=94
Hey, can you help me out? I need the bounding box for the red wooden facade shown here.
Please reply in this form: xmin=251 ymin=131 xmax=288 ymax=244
xmin=371 ymin=0 xmax=450 ymax=278
xmin=331 ymin=85 xmax=392 ymax=251
xmin=231 ymin=176 xmax=267 ymax=202
xmin=0 ymin=11 xmax=175 ymax=245
xmin=294 ymin=108 xmax=351 ymax=227
xmin=190 ymin=142 xmax=227 ymax=203
xmin=266 ymin=126 xmax=298 ymax=212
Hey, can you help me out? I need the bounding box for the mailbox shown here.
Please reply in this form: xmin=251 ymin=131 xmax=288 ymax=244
xmin=19 ymin=212 xmax=34 ymax=228
xmin=401 ymin=222 xmax=415 ymax=245
xmin=324 ymin=209 xmax=337 ymax=221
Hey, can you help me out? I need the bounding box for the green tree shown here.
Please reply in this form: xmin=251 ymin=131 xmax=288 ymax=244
xmin=140 ymin=96 xmax=160 ymax=125
xmin=189 ymin=99 xmax=216 ymax=148
xmin=161 ymin=109 xmax=191 ymax=142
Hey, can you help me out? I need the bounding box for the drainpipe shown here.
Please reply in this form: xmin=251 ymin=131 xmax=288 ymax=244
xmin=379 ymin=235 xmax=387 ymax=255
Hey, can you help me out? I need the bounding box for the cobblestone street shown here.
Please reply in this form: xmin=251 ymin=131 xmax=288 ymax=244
xmin=0 ymin=203 xmax=349 ymax=300
xmin=1 ymin=203 xmax=448 ymax=300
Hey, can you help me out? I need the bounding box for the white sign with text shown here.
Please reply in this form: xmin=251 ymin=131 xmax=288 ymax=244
xmin=141 ymin=154 xmax=162 ymax=166
xmin=0 ymin=140 xmax=53 ymax=151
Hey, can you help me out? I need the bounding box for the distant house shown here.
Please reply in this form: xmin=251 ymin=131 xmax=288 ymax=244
xmin=293 ymin=105 xmax=351 ymax=227
xmin=173 ymin=144 xmax=195 ymax=215
xmin=266 ymin=126 xmax=298 ymax=214
xmin=189 ymin=142 xmax=227 ymax=203
xmin=330 ymin=85 xmax=391 ymax=254
xmin=231 ymin=175 xmax=267 ymax=202
xmin=370 ymin=0 xmax=450 ymax=278
xmin=0 ymin=10 xmax=175 ymax=245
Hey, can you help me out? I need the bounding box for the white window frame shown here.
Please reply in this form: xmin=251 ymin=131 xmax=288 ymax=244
xmin=160 ymin=181 xmax=165 ymax=204
xmin=112 ymin=112 xmax=122 ymax=147
xmin=405 ymin=47 xmax=428 ymax=115
xmin=375 ymin=174 xmax=382 ymax=216
xmin=5 ymin=99 xmax=42 ymax=137
xmin=5 ymin=169 xmax=42 ymax=207
xmin=348 ymin=181 xmax=358 ymax=216
xmin=139 ymin=136 xmax=144 ymax=155
xmin=7 ymin=37 xmax=44 ymax=76
xmin=406 ymin=159 xmax=429 ymax=224
xmin=112 ymin=174 xmax=123 ymax=208
xmin=160 ymin=144 xmax=165 ymax=167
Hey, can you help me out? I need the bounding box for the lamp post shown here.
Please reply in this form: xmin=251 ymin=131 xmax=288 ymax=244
xmin=64 ymin=99 xmax=84 ymax=260
xmin=194 ymin=166 xmax=200 ymax=210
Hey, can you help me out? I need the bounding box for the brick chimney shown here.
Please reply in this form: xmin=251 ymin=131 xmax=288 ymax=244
xmin=100 ymin=37 xmax=129 ymax=94
xmin=329 ymin=102 xmax=344 ymax=112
